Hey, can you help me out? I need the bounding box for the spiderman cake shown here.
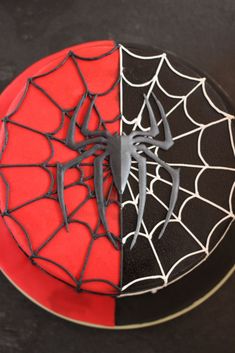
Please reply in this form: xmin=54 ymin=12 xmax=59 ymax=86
xmin=0 ymin=40 xmax=234 ymax=328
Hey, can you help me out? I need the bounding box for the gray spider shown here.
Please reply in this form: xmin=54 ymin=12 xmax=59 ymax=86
xmin=57 ymin=92 xmax=180 ymax=250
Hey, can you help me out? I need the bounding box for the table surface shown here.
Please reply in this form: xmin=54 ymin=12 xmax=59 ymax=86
xmin=0 ymin=1 xmax=234 ymax=352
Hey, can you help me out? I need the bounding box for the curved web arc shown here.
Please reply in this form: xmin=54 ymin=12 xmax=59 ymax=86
xmin=120 ymin=45 xmax=235 ymax=295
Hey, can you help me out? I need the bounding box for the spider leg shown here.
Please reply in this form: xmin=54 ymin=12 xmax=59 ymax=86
xmin=130 ymin=151 xmax=147 ymax=250
xmin=144 ymin=93 xmax=160 ymax=137
xmin=152 ymin=92 xmax=173 ymax=148
xmin=138 ymin=145 xmax=180 ymax=239
xmin=81 ymin=95 xmax=107 ymax=137
xmin=94 ymin=152 xmax=119 ymax=249
xmin=57 ymin=144 xmax=104 ymax=230
xmin=134 ymin=93 xmax=173 ymax=150
xmin=66 ymin=93 xmax=106 ymax=150
xmin=131 ymin=93 xmax=159 ymax=138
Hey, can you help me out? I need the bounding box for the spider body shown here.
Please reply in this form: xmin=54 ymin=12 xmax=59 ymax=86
xmin=107 ymin=134 xmax=134 ymax=194
xmin=57 ymin=93 xmax=180 ymax=250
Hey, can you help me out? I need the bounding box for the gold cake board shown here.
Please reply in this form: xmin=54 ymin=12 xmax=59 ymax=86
xmin=1 ymin=265 xmax=234 ymax=330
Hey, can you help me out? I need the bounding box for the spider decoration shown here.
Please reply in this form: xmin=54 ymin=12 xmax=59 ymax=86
xmin=57 ymin=92 xmax=180 ymax=250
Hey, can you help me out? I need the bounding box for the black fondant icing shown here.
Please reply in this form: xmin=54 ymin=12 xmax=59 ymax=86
xmin=121 ymin=43 xmax=234 ymax=294
xmin=116 ymin=224 xmax=235 ymax=325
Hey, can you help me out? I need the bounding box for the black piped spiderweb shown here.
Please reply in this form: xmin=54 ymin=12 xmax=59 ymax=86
xmin=0 ymin=44 xmax=123 ymax=296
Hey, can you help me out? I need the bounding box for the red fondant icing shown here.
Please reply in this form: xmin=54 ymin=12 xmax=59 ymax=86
xmin=0 ymin=216 xmax=115 ymax=326
xmin=0 ymin=40 xmax=120 ymax=327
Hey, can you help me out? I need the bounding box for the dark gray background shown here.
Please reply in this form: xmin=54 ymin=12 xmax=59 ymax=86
xmin=0 ymin=0 xmax=234 ymax=352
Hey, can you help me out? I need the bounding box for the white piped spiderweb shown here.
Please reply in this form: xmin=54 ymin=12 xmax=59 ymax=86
xmin=119 ymin=44 xmax=235 ymax=296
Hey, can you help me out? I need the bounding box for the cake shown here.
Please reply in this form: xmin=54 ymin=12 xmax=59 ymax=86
xmin=0 ymin=40 xmax=234 ymax=328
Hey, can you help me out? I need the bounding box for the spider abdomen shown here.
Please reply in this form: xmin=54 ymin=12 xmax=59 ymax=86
xmin=107 ymin=135 xmax=133 ymax=194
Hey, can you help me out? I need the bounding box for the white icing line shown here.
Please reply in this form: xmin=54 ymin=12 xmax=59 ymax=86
xmin=229 ymin=182 xmax=235 ymax=215
xmin=155 ymin=76 xmax=184 ymax=100
xmin=197 ymin=128 xmax=209 ymax=166
xmin=201 ymin=80 xmax=232 ymax=117
xmin=148 ymin=237 xmax=166 ymax=278
xmin=120 ymin=44 xmax=164 ymax=60
xmin=149 ymin=219 xmax=177 ymax=238
xmin=165 ymin=80 xmax=203 ymax=118
xmin=183 ymin=98 xmax=204 ymax=127
xmin=121 ymin=74 xmax=156 ymax=88
xmin=125 ymin=179 xmax=149 ymax=236
xmin=171 ymin=116 xmax=231 ymax=142
xmin=228 ymin=117 xmax=235 ymax=157
xmin=195 ymin=167 xmax=207 ymax=194
xmin=167 ymin=163 xmax=235 ymax=172
xmin=121 ymin=274 xmax=164 ymax=292
xmin=133 ymin=55 xmax=166 ymax=131
xmin=205 ymin=215 xmax=231 ymax=250
xmin=164 ymin=55 xmax=202 ymax=82
xmin=208 ymin=217 xmax=234 ymax=251
xmin=165 ymin=250 xmax=205 ymax=280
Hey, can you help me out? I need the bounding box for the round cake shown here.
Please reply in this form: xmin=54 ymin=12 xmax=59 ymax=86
xmin=0 ymin=40 xmax=234 ymax=328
